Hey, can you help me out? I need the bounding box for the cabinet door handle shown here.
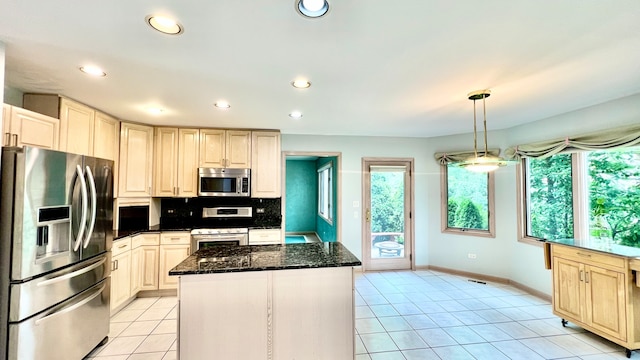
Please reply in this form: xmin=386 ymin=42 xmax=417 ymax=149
xmin=118 ymin=244 xmax=128 ymax=249
xmin=4 ymin=133 xmax=10 ymax=146
xmin=11 ymin=134 xmax=18 ymax=147
xmin=577 ymin=252 xmax=592 ymax=258
xmin=580 ymin=270 xmax=584 ymax=282
xmin=585 ymin=272 xmax=590 ymax=283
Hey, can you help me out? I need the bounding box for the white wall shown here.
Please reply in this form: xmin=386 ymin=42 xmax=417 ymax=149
xmin=282 ymin=92 xmax=640 ymax=297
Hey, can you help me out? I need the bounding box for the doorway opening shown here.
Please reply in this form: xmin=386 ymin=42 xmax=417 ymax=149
xmin=282 ymin=151 xmax=341 ymax=243
xmin=362 ymin=158 xmax=414 ymax=271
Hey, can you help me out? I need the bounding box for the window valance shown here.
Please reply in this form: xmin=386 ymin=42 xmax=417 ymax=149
xmin=433 ymin=149 xmax=500 ymax=165
xmin=504 ymin=124 xmax=640 ymax=160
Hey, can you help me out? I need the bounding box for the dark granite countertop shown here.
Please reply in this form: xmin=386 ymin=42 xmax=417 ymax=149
xmin=169 ymin=242 xmax=361 ymax=275
xmin=547 ymin=238 xmax=640 ymax=258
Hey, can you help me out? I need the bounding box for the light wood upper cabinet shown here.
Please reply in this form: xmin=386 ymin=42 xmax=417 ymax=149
xmin=93 ymin=112 xmax=120 ymax=161
xmin=199 ymin=129 xmax=251 ymax=168
xmin=2 ymin=104 xmax=10 ymax=140
xmin=154 ymin=128 xmax=179 ymax=197
xmin=251 ymin=131 xmax=281 ymax=198
xmin=2 ymin=105 xmax=60 ymax=149
xmin=119 ymin=122 xmax=154 ymax=198
xmin=60 ymin=98 xmax=95 ymax=156
xmin=154 ymin=128 xmax=199 ymax=197
xmin=21 ymin=94 xmax=121 ymax=160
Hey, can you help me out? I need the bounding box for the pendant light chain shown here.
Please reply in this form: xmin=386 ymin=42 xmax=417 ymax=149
xmin=473 ymin=99 xmax=479 ymax=159
xmin=482 ymin=94 xmax=489 ymax=157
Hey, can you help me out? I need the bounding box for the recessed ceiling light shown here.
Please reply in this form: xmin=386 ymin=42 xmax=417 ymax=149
xmin=289 ymin=111 xmax=303 ymax=119
xmin=79 ymin=65 xmax=106 ymax=77
xmin=214 ymin=101 xmax=231 ymax=109
xmin=147 ymin=107 xmax=164 ymax=115
xmin=296 ymin=0 xmax=329 ymax=18
xmin=146 ymin=15 xmax=184 ymax=35
xmin=291 ymin=79 xmax=311 ymax=89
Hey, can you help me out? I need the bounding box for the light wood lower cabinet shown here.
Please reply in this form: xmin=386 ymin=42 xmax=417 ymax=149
xmin=131 ymin=233 xmax=160 ymax=294
xmin=159 ymin=232 xmax=191 ymax=290
xmin=551 ymin=244 xmax=639 ymax=354
xmin=248 ymin=228 xmax=282 ymax=245
xmin=111 ymin=237 xmax=132 ymax=311
xmin=178 ymin=267 xmax=354 ymax=360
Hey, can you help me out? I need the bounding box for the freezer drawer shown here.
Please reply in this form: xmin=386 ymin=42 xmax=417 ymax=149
xmin=9 ymin=254 xmax=110 ymax=322
xmin=8 ymin=277 xmax=110 ymax=360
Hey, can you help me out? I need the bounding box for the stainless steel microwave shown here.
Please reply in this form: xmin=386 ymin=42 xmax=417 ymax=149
xmin=198 ymin=168 xmax=250 ymax=197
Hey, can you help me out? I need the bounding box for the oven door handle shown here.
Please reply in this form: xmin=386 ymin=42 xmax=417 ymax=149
xmin=197 ymin=235 xmax=247 ymax=242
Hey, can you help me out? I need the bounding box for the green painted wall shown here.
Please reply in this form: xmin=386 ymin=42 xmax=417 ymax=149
xmin=285 ymin=160 xmax=317 ymax=232
xmin=316 ymin=156 xmax=338 ymax=242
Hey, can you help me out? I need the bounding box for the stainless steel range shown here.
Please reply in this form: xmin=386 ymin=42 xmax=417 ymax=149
xmin=190 ymin=206 xmax=252 ymax=252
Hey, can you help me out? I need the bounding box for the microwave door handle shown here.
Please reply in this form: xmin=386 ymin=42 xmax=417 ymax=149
xmin=73 ymin=165 xmax=88 ymax=252
xmin=83 ymin=166 xmax=97 ymax=249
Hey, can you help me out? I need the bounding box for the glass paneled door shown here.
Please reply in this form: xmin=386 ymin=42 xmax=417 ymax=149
xmin=362 ymin=159 xmax=413 ymax=271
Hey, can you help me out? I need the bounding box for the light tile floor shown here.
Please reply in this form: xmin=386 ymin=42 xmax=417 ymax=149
xmin=86 ymin=269 xmax=633 ymax=359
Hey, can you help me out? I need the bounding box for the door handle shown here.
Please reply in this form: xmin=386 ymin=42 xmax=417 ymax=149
xmin=37 ymin=258 xmax=106 ymax=287
xmin=73 ymin=165 xmax=88 ymax=252
xmin=585 ymin=272 xmax=590 ymax=284
xmin=4 ymin=132 xmax=10 ymax=146
xmin=83 ymin=166 xmax=97 ymax=249
xmin=11 ymin=133 xmax=18 ymax=147
xmin=366 ymin=209 xmax=371 ymax=223
xmin=35 ymin=282 xmax=106 ymax=326
xmin=580 ymin=270 xmax=584 ymax=282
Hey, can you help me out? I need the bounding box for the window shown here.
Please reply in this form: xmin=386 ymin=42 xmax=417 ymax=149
xmin=519 ymin=147 xmax=640 ymax=246
xmin=441 ymin=164 xmax=495 ymax=237
xmin=318 ymin=162 xmax=333 ymax=223
xmin=523 ymin=154 xmax=574 ymax=240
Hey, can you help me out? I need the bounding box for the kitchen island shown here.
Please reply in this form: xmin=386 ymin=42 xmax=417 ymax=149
xmin=547 ymin=238 xmax=640 ymax=358
xmin=170 ymin=242 xmax=361 ymax=360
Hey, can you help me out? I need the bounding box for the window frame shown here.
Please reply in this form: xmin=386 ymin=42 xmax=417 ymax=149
xmin=517 ymin=150 xmax=632 ymax=246
xmin=317 ymin=162 xmax=333 ymax=224
xmin=440 ymin=164 xmax=496 ymax=238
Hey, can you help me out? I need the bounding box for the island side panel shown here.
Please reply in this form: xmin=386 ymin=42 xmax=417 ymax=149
xmin=179 ymin=272 xmax=269 ymax=360
xmin=272 ymin=267 xmax=355 ymax=360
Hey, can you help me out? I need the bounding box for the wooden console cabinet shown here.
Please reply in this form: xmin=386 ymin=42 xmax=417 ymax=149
xmin=551 ymin=243 xmax=640 ymax=357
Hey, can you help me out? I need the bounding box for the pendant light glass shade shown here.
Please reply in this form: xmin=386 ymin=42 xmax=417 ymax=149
xmin=456 ymin=90 xmax=514 ymax=172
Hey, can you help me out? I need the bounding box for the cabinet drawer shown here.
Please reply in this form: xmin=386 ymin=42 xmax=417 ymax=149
xmin=552 ymin=244 xmax=625 ymax=270
xmin=161 ymin=232 xmax=190 ymax=245
xmin=112 ymin=237 xmax=132 ymax=257
xmin=132 ymin=233 xmax=160 ymax=248
xmin=249 ymin=229 xmax=282 ymax=245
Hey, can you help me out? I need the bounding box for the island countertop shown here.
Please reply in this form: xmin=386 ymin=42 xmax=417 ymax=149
xmin=546 ymin=238 xmax=640 ymax=258
xmin=169 ymin=242 xmax=361 ymax=275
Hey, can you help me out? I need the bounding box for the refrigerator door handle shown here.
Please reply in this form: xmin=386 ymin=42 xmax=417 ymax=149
xmin=36 ymin=257 xmax=106 ymax=287
xmin=34 ymin=282 xmax=106 ymax=326
xmin=83 ymin=166 xmax=98 ymax=249
xmin=73 ymin=165 xmax=88 ymax=252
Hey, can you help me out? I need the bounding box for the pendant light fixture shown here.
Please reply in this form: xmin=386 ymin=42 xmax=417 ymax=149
xmin=456 ymin=90 xmax=513 ymax=172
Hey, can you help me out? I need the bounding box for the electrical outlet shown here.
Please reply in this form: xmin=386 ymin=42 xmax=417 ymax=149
xmin=468 ymin=253 xmax=477 ymax=259
xmin=256 ymin=208 xmax=265 ymax=214
xmin=353 ymin=201 xmax=359 ymax=208
xmin=354 ymin=211 xmax=359 ymax=218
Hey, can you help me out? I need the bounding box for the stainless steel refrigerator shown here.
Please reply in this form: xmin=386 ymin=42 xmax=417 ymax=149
xmin=0 ymin=146 xmax=113 ymax=360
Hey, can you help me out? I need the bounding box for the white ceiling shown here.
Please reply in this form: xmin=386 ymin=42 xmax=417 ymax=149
xmin=1 ymin=1 xmax=639 ymax=138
